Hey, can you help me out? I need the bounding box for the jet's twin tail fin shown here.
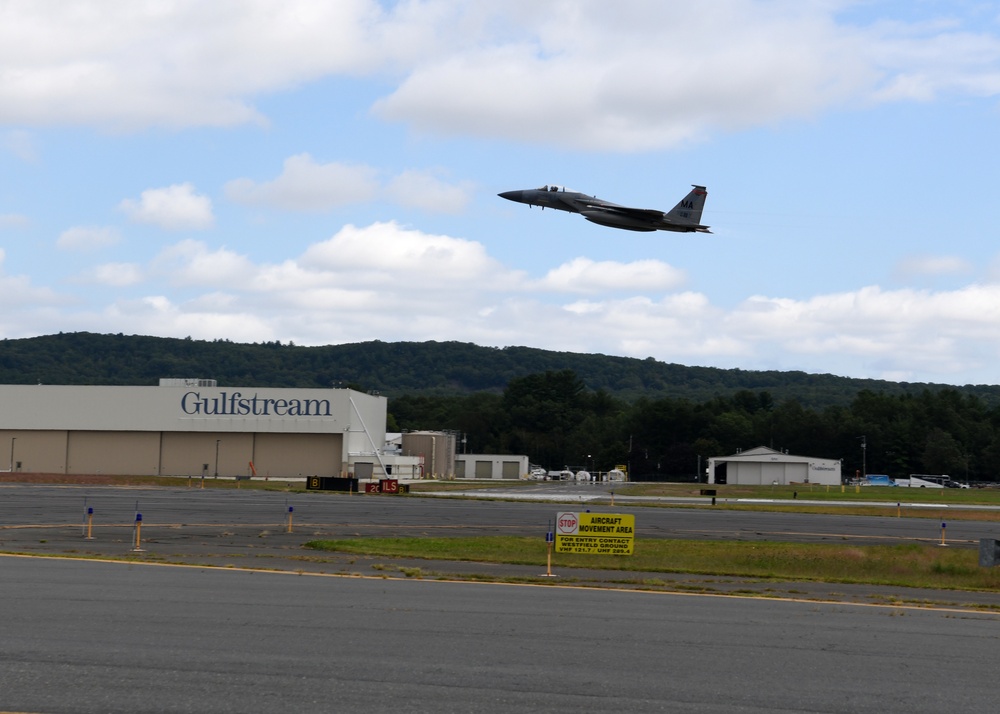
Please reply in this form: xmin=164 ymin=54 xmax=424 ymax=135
xmin=666 ymin=185 xmax=709 ymax=229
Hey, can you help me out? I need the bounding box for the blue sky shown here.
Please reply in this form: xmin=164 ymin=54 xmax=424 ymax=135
xmin=2 ymin=0 xmax=1000 ymax=385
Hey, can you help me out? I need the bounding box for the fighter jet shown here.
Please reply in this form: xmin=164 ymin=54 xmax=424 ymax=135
xmin=498 ymin=184 xmax=710 ymax=233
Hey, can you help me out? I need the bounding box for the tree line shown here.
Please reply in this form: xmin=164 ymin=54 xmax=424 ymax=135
xmin=2 ymin=333 xmax=998 ymax=481
xmin=390 ymin=370 xmax=999 ymax=482
xmin=4 ymin=332 xmax=1000 ymax=409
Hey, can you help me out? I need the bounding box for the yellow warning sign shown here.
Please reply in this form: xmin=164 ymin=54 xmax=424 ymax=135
xmin=555 ymin=511 xmax=634 ymax=555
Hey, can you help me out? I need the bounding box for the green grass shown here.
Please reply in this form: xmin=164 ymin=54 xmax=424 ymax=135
xmin=305 ymin=536 xmax=1000 ymax=591
xmin=614 ymin=483 xmax=1000 ymax=506
xmin=617 ymin=482 xmax=1000 ymax=505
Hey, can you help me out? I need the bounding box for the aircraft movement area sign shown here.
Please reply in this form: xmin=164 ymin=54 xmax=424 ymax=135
xmin=555 ymin=511 xmax=635 ymax=555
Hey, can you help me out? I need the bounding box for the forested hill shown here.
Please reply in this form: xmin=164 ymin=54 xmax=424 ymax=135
xmin=1 ymin=332 xmax=998 ymax=409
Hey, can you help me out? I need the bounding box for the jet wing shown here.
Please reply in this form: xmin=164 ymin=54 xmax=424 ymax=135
xmin=580 ymin=202 xmax=711 ymax=233
xmin=581 ymin=202 xmax=664 ymax=220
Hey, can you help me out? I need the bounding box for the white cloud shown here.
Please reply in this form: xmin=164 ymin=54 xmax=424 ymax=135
xmin=0 ymin=248 xmax=64 ymax=309
xmin=57 ymin=225 xmax=120 ymax=250
xmin=895 ymin=254 xmax=973 ymax=279
xmin=151 ymin=239 xmax=257 ymax=286
xmin=4 ymin=220 xmax=1000 ymax=383
xmin=0 ymin=0 xmax=392 ymax=129
xmin=226 ymin=156 xmax=473 ymax=214
xmin=538 ymin=257 xmax=685 ymax=294
xmin=2 ymin=130 xmax=37 ymax=161
xmin=384 ymin=170 xmax=474 ymax=213
xmin=224 ymin=154 xmax=379 ymax=211
xmin=372 ymin=1 xmax=1000 ymax=150
xmin=0 ymin=213 xmax=30 ymax=228
xmin=0 ymin=1 xmax=997 ymax=150
xmin=79 ymin=262 xmax=144 ymax=287
xmin=299 ymin=221 xmax=519 ymax=287
xmin=721 ymin=284 xmax=1000 ymax=379
xmin=119 ymin=183 xmax=214 ymax=230
xmin=101 ymin=295 xmax=276 ymax=344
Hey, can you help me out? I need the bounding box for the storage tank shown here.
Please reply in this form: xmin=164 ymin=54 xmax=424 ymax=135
xmin=401 ymin=431 xmax=456 ymax=479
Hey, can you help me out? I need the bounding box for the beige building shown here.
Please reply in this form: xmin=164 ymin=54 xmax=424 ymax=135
xmin=0 ymin=382 xmax=386 ymax=479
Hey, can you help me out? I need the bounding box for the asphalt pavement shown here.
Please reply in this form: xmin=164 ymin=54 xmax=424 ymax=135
xmin=3 ymin=556 xmax=1000 ymax=714
xmin=2 ymin=482 xmax=1000 ymax=608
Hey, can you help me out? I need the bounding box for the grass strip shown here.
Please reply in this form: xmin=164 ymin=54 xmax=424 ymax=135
xmin=305 ymin=536 xmax=1000 ymax=591
xmin=615 ymin=482 xmax=1000 ymax=506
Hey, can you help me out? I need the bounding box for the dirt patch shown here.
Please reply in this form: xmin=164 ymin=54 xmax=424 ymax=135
xmin=0 ymin=473 xmax=142 ymax=485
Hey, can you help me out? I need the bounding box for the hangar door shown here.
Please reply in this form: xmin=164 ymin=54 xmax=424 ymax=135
xmin=67 ymin=431 xmax=161 ymax=476
xmin=253 ymin=433 xmax=343 ymax=478
xmin=735 ymin=462 xmax=762 ymax=485
xmin=475 ymin=460 xmax=492 ymax=478
xmin=762 ymin=463 xmax=785 ymax=484
xmin=160 ymin=432 xmax=343 ymax=478
xmin=786 ymin=463 xmax=808 ymax=483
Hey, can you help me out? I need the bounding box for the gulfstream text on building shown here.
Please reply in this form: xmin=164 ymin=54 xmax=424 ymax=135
xmin=181 ymin=391 xmax=332 ymax=417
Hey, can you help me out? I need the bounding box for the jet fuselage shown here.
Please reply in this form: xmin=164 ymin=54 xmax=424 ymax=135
xmin=498 ymin=185 xmax=710 ymax=233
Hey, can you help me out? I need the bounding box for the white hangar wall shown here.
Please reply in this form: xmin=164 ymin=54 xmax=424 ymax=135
xmin=454 ymin=454 xmax=530 ymax=480
xmin=0 ymin=385 xmax=386 ymax=479
xmin=707 ymin=446 xmax=841 ymax=486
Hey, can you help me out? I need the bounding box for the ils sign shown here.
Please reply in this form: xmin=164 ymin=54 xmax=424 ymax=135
xmin=555 ymin=511 xmax=634 ymax=555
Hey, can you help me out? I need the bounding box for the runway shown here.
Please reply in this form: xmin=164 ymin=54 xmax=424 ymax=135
xmin=1 ymin=482 xmax=995 ymax=552
xmin=3 ymin=556 xmax=999 ymax=713
xmin=3 ymin=481 xmax=999 ymax=606
xmin=3 ymin=483 xmax=1000 ymax=711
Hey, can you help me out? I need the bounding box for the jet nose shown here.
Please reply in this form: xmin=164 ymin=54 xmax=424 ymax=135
xmin=498 ymin=190 xmax=524 ymax=203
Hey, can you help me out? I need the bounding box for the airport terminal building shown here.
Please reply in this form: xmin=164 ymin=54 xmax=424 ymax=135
xmin=0 ymin=381 xmax=387 ymax=479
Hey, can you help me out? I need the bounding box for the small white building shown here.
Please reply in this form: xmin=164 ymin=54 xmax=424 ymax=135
xmin=455 ymin=454 xmax=530 ymax=480
xmin=707 ymin=446 xmax=841 ymax=486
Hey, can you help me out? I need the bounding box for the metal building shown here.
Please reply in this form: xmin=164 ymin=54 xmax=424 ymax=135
xmin=0 ymin=383 xmax=386 ymax=479
xmin=401 ymin=431 xmax=456 ymax=479
xmin=707 ymin=446 xmax=841 ymax=486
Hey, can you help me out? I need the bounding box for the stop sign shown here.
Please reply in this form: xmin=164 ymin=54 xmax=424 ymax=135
xmin=557 ymin=512 xmax=578 ymax=534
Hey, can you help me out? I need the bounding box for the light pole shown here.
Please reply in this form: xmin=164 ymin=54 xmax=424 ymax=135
xmin=214 ymin=439 xmax=221 ymax=478
xmin=9 ymin=437 xmax=15 ymax=472
xmin=858 ymin=435 xmax=867 ymax=481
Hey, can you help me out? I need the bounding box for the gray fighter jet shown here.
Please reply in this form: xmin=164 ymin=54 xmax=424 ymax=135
xmin=499 ymin=184 xmax=710 ymax=233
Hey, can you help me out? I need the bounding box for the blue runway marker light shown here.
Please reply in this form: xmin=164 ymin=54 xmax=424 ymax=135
xmin=132 ymin=512 xmax=145 ymax=551
xmin=84 ymin=506 xmax=95 ymax=539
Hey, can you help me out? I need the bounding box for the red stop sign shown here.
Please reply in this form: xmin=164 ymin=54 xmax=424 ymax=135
xmin=557 ymin=513 xmax=578 ymax=533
